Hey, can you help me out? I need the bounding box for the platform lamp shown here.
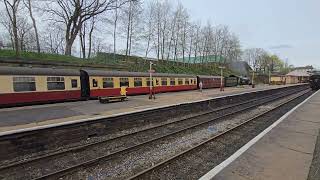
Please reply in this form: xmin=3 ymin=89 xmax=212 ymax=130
xmin=219 ymin=66 xmax=225 ymax=91
xmin=268 ymin=64 xmax=271 ymax=85
xmin=251 ymin=68 xmax=256 ymax=88
xmin=149 ymin=61 xmax=156 ymax=99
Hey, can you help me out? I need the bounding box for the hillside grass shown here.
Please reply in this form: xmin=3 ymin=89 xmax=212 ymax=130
xmin=0 ymin=49 xmax=234 ymax=76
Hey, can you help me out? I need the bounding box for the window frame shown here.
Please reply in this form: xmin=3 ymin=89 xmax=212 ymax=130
xmin=92 ymin=78 xmax=98 ymax=88
xmin=170 ymin=78 xmax=175 ymax=86
xmin=103 ymin=77 xmax=114 ymax=88
xmin=185 ymin=78 xmax=190 ymax=85
xmin=134 ymin=77 xmax=143 ymax=87
xmin=161 ymin=78 xmax=168 ymax=86
xmin=71 ymin=79 xmax=78 ymax=88
xmin=13 ymin=76 xmax=36 ymax=92
xmin=120 ymin=77 xmax=129 ymax=87
xmin=47 ymin=76 xmax=65 ymax=91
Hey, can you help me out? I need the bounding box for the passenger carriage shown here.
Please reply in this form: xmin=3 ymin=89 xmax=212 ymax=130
xmin=0 ymin=66 xmax=82 ymax=107
xmin=84 ymin=69 xmax=198 ymax=98
xmin=0 ymin=66 xmax=198 ymax=107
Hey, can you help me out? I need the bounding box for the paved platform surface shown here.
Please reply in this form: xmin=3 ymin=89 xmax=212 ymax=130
xmin=0 ymin=84 xmax=297 ymax=133
xmin=212 ymin=90 xmax=320 ymax=180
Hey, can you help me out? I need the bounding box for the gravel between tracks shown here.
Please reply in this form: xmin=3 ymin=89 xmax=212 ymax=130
xmin=58 ymin=90 xmax=309 ymax=180
xmin=1 ymin=89 xmax=300 ymax=180
xmin=0 ymin=87 xmax=308 ymax=180
xmin=133 ymin=91 xmax=313 ymax=180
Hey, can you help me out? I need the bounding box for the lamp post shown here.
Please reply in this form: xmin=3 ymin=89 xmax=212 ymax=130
xmin=219 ymin=66 xmax=225 ymax=91
xmin=149 ymin=61 xmax=155 ymax=99
xmin=268 ymin=64 xmax=271 ymax=85
xmin=251 ymin=68 xmax=255 ymax=88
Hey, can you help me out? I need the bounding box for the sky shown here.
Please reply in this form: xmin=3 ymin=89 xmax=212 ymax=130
xmin=172 ymin=0 xmax=320 ymax=67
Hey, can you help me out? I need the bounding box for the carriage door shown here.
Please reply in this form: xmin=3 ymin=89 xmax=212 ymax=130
xmin=80 ymin=70 xmax=90 ymax=98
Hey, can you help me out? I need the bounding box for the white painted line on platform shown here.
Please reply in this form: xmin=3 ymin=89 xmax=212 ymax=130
xmin=199 ymin=89 xmax=319 ymax=180
xmin=0 ymin=85 xmax=303 ymax=137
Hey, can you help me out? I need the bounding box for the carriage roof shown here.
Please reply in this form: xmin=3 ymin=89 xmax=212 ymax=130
xmin=0 ymin=66 xmax=80 ymax=76
xmin=0 ymin=66 xmax=197 ymax=78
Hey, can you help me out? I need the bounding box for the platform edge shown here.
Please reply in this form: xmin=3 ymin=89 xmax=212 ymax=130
xmin=199 ymin=89 xmax=319 ymax=180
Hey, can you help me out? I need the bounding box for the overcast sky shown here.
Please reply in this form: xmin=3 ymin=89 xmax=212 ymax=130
xmin=170 ymin=0 xmax=320 ymax=67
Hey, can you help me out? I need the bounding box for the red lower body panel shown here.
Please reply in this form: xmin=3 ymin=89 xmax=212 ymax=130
xmin=90 ymin=85 xmax=198 ymax=97
xmin=0 ymin=85 xmax=198 ymax=107
xmin=0 ymin=90 xmax=81 ymax=107
xmin=90 ymin=88 xmax=122 ymax=97
xmin=155 ymin=85 xmax=197 ymax=93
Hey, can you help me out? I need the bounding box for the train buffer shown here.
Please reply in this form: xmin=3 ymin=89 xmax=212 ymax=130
xmin=99 ymin=87 xmax=128 ymax=103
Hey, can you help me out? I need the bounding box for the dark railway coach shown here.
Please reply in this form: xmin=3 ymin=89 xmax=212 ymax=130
xmin=309 ymin=71 xmax=320 ymax=90
xmin=196 ymin=75 xmax=222 ymax=89
xmin=225 ymin=76 xmax=238 ymax=87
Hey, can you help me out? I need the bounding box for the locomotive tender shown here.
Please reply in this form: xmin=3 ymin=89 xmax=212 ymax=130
xmin=0 ymin=66 xmax=246 ymax=107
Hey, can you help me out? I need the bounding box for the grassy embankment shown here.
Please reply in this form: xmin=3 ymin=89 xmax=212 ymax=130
xmin=0 ymin=49 xmax=234 ymax=76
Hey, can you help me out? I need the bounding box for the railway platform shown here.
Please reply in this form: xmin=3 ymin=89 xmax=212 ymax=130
xmin=0 ymin=84 xmax=300 ymax=134
xmin=202 ymin=90 xmax=320 ymax=180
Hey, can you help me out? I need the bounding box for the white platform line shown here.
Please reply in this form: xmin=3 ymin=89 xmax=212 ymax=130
xmin=199 ymin=89 xmax=319 ymax=180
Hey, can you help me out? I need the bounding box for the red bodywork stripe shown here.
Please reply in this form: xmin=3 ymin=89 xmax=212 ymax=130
xmin=0 ymin=90 xmax=81 ymax=106
xmin=89 ymin=85 xmax=197 ymax=97
xmin=0 ymin=85 xmax=198 ymax=106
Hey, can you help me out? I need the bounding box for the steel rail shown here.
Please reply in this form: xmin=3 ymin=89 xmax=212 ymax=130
xmin=31 ymin=88 xmax=307 ymax=180
xmin=126 ymin=89 xmax=311 ymax=180
xmin=0 ymin=88 xmax=298 ymax=171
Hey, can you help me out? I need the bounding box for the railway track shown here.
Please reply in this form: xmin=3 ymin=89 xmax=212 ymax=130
xmin=0 ymin=86 xmax=309 ymax=180
xmin=126 ymin=89 xmax=312 ymax=180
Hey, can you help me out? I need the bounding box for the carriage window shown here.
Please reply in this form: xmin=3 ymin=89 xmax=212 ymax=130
xmin=178 ymin=78 xmax=183 ymax=85
xmin=92 ymin=79 xmax=98 ymax=87
xmin=170 ymin=78 xmax=175 ymax=86
xmin=103 ymin=78 xmax=114 ymax=88
xmin=120 ymin=78 xmax=129 ymax=87
xmin=155 ymin=79 xmax=160 ymax=86
xmin=161 ymin=78 xmax=167 ymax=86
xmin=13 ymin=77 xmax=36 ymax=92
xmin=134 ymin=78 xmax=142 ymax=87
xmin=47 ymin=77 xmax=65 ymax=90
xmin=146 ymin=78 xmax=152 ymax=86
xmin=71 ymin=79 xmax=78 ymax=88
xmin=185 ymin=79 xmax=190 ymax=85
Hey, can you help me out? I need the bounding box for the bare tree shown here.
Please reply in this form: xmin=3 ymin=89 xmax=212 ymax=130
xmin=0 ymin=11 xmax=15 ymax=49
xmin=87 ymin=17 xmax=95 ymax=58
xmin=3 ymin=0 xmax=21 ymax=56
xmin=23 ymin=0 xmax=40 ymax=53
xmin=42 ymin=26 xmax=65 ymax=54
xmin=242 ymin=48 xmax=267 ymax=70
xmin=79 ymin=21 xmax=86 ymax=58
xmin=143 ymin=1 xmax=155 ymax=58
xmin=113 ymin=0 xmax=118 ymax=60
xmin=121 ymin=0 xmax=142 ymax=58
xmin=43 ymin=0 xmax=128 ymax=56
xmin=16 ymin=16 xmax=32 ymax=51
